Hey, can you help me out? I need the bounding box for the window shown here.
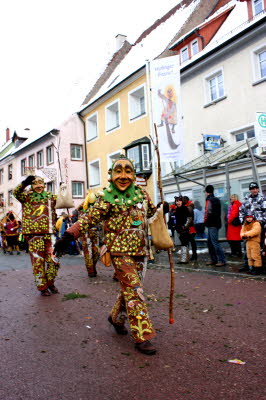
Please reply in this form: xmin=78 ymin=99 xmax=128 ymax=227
xmin=37 ymin=151 xmax=43 ymax=168
xmin=252 ymin=45 xmax=266 ymax=83
xmin=126 ymin=143 xmax=152 ymax=174
xmin=89 ymin=159 xmax=100 ymax=187
xmin=71 ymin=144 xmax=83 ymax=160
xmin=46 ymin=181 xmax=54 ymax=193
xmin=180 ymin=46 xmax=189 ymax=63
xmin=46 ymin=145 xmax=54 ymax=165
xmin=233 ymin=127 xmax=255 ymax=142
xmin=141 ymin=144 xmax=150 ymax=170
xmin=21 ymin=159 xmax=26 ymax=176
xmin=107 ymin=151 xmax=122 ymax=169
xmin=72 ymin=181 xmax=84 ymax=198
xmin=8 ymin=190 xmax=13 ymax=205
xmin=252 ymin=0 xmax=263 ymax=15
xmin=0 ymin=193 xmax=4 ymax=207
xmin=86 ymin=113 xmax=98 ymax=142
xmin=191 ymin=39 xmax=199 ymax=56
xmin=0 ymin=169 xmax=4 ymax=184
xmin=106 ymin=100 xmax=120 ymax=133
xmin=204 ymin=69 xmax=225 ymax=104
xmin=128 ymin=85 xmax=146 ymax=121
xmin=127 ymin=146 xmax=141 ymax=172
xmin=28 ymin=154 xmax=35 ymax=168
xmin=8 ymin=164 xmax=12 ymax=180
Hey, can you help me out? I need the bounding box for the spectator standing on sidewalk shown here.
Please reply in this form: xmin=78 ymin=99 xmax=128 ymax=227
xmin=168 ymin=204 xmax=177 ymax=250
xmin=240 ymin=215 xmax=263 ymax=275
xmin=13 ymin=175 xmax=60 ymax=297
xmin=183 ymin=196 xmax=197 ymax=261
xmin=204 ymin=185 xmax=226 ymax=267
xmin=226 ymin=194 xmax=242 ymax=257
xmin=193 ymin=200 xmax=206 ymax=239
xmin=5 ymin=212 xmax=20 ymax=255
xmin=175 ymin=196 xmax=192 ymax=264
xmin=239 ymin=182 xmax=266 ymax=272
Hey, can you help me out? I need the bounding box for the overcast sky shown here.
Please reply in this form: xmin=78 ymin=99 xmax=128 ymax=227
xmin=0 ymin=0 xmax=179 ymax=143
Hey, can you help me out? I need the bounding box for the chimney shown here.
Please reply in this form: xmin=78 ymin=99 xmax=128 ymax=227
xmin=6 ymin=128 xmax=10 ymax=142
xmin=115 ymin=34 xmax=127 ymax=51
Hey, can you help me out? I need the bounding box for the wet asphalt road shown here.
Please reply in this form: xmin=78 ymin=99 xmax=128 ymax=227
xmin=0 ymin=251 xmax=266 ymax=400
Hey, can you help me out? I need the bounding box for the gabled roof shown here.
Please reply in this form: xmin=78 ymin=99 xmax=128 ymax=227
xmin=123 ymin=136 xmax=151 ymax=149
xmin=80 ymin=0 xmax=221 ymax=111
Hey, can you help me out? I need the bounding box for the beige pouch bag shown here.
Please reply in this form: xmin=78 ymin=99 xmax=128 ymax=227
xmin=55 ymin=183 xmax=74 ymax=209
xmin=148 ymin=205 xmax=173 ymax=250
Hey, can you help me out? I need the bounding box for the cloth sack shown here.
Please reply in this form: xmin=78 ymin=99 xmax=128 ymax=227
xmin=55 ymin=183 xmax=74 ymax=209
xmin=99 ymin=245 xmax=112 ymax=267
xmin=148 ymin=205 xmax=173 ymax=249
xmin=231 ymin=217 xmax=241 ymax=226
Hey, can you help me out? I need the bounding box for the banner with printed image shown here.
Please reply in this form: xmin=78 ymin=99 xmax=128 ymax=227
xmin=150 ymin=56 xmax=184 ymax=162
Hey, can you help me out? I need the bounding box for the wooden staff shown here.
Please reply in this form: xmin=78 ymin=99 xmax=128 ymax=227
xmin=153 ymin=123 xmax=175 ymax=324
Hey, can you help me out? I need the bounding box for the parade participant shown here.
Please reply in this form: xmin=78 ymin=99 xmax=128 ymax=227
xmin=54 ymin=155 xmax=157 ymax=355
xmin=4 ymin=212 xmax=20 ymax=255
xmin=13 ymin=175 xmax=60 ymax=296
xmin=78 ymin=191 xmax=100 ymax=278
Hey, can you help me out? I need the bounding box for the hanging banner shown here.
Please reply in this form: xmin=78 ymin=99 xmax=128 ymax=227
xmin=255 ymin=112 xmax=266 ymax=147
xmin=204 ymin=134 xmax=221 ymax=151
xmin=149 ymin=56 xmax=184 ymax=162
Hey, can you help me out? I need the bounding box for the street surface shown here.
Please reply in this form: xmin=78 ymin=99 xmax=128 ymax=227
xmin=1 ymin=250 xmax=265 ymax=400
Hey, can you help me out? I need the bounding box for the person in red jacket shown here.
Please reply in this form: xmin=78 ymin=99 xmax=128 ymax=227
xmin=226 ymin=194 xmax=242 ymax=257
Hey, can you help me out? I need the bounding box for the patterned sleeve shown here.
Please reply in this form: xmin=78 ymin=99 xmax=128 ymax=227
xmin=144 ymin=191 xmax=157 ymax=218
xmin=13 ymin=184 xmax=27 ymax=203
xmin=67 ymin=198 xmax=111 ymax=239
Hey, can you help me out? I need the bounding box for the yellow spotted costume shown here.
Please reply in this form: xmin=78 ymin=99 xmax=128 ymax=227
xmin=13 ymin=183 xmax=59 ymax=291
xmin=67 ymin=182 xmax=157 ymax=343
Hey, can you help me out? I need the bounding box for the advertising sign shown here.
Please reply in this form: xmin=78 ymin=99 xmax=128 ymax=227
xmin=204 ymin=135 xmax=221 ymax=151
xmin=149 ymin=56 xmax=184 ymax=162
xmin=255 ymin=112 xmax=266 ymax=147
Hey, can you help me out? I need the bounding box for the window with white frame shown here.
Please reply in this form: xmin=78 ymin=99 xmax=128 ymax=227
xmin=71 ymin=144 xmax=83 ymax=160
xmin=28 ymin=154 xmax=35 ymax=168
xmin=46 ymin=145 xmax=54 ymax=165
xmin=191 ymin=39 xmax=199 ymax=56
xmin=89 ymin=159 xmax=100 ymax=187
xmin=86 ymin=113 xmax=98 ymax=142
xmin=106 ymin=100 xmax=120 ymax=133
xmin=205 ymin=69 xmax=225 ymax=103
xmin=46 ymin=181 xmax=54 ymax=193
xmin=21 ymin=159 xmax=26 ymax=176
xmin=37 ymin=151 xmax=43 ymax=168
xmin=127 ymin=146 xmax=141 ymax=172
xmin=72 ymin=181 xmax=84 ymax=197
xmin=0 ymin=169 xmax=3 ymax=184
xmin=252 ymin=0 xmax=263 ymax=15
xmin=180 ymin=46 xmax=189 ymax=63
xmin=107 ymin=151 xmax=122 ymax=170
xmin=8 ymin=164 xmax=12 ymax=180
xmin=141 ymin=144 xmax=150 ymax=170
xmin=8 ymin=190 xmax=13 ymax=205
xmin=232 ymin=127 xmax=255 ymax=142
xmin=128 ymin=85 xmax=146 ymax=121
xmin=252 ymin=45 xmax=266 ymax=82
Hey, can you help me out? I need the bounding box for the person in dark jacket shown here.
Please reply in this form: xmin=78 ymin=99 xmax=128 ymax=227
xmin=204 ymin=185 xmax=226 ymax=267
xmin=175 ymin=196 xmax=192 ymax=263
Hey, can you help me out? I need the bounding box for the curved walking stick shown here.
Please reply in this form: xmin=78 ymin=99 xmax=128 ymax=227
xmin=153 ymin=123 xmax=175 ymax=324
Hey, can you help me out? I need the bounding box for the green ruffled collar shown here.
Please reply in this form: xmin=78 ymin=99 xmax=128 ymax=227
xmin=31 ymin=191 xmax=51 ymax=202
xmin=101 ymin=182 xmax=144 ymax=207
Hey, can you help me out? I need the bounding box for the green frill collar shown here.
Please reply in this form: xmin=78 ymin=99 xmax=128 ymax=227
xmin=31 ymin=191 xmax=52 ymax=202
xmin=100 ymin=182 xmax=144 ymax=207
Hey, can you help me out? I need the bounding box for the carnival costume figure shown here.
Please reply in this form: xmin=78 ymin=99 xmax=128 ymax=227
xmin=54 ymin=155 xmax=157 ymax=354
xmin=78 ymin=191 xmax=100 ymax=278
xmin=13 ymin=176 xmax=60 ymax=296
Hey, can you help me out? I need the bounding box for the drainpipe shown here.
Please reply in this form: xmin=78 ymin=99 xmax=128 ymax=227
xmin=194 ymin=28 xmax=205 ymax=49
xmin=78 ymin=113 xmax=89 ymax=190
